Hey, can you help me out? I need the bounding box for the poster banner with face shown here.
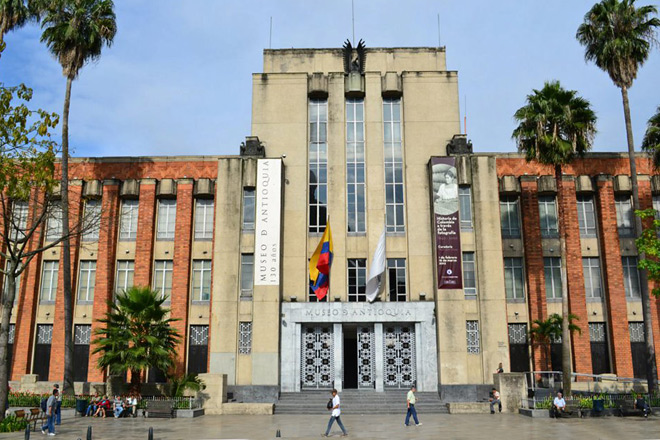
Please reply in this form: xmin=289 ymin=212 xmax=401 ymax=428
xmin=254 ymin=159 xmax=282 ymax=286
xmin=430 ymin=157 xmax=463 ymax=289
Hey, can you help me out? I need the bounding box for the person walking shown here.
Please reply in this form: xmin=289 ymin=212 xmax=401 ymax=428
xmin=322 ymin=389 xmax=348 ymax=437
xmin=404 ymin=385 xmax=422 ymax=427
xmin=53 ymin=384 xmax=62 ymax=425
xmin=41 ymin=388 xmax=58 ymax=436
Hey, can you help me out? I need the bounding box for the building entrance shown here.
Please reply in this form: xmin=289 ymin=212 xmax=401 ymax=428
xmin=343 ymin=327 xmax=358 ymax=389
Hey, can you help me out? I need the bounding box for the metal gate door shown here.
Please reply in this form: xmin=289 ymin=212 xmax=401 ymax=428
xmin=383 ymin=325 xmax=416 ymax=388
xmin=357 ymin=326 xmax=375 ymax=389
xmin=302 ymin=326 xmax=334 ymax=389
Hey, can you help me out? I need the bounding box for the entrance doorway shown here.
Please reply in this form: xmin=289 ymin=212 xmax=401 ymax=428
xmin=343 ymin=328 xmax=358 ymax=389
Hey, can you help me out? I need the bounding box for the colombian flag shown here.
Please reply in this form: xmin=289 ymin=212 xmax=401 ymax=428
xmin=309 ymin=223 xmax=333 ymax=300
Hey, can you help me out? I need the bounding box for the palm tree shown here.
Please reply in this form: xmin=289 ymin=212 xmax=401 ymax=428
xmin=168 ymin=373 xmax=206 ymax=398
xmin=92 ymin=286 xmax=181 ymax=395
xmin=513 ymin=80 xmax=596 ymax=395
xmin=40 ymin=0 xmax=116 ymax=395
xmin=530 ymin=314 xmax=582 ymax=372
xmin=577 ymin=0 xmax=660 ymax=393
xmin=642 ymin=106 xmax=660 ymax=165
xmin=0 ymin=0 xmax=45 ymax=52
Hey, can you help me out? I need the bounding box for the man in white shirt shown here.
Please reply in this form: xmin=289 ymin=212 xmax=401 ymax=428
xmin=553 ymin=391 xmax=566 ymax=418
xmin=322 ymin=389 xmax=348 ymax=437
xmin=489 ymin=388 xmax=502 ymax=414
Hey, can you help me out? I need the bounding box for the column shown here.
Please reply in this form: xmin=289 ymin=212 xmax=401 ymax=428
xmin=415 ymin=322 xmax=423 ymax=391
xmin=595 ymin=176 xmax=634 ymax=377
xmin=87 ymin=180 xmax=120 ymax=382
xmin=133 ymin=179 xmax=156 ymax=286
xmin=333 ymin=323 xmax=343 ymax=391
xmin=374 ymin=323 xmax=384 ymax=392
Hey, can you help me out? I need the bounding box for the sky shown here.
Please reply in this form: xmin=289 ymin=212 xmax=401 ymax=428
xmin=2 ymin=0 xmax=659 ymax=158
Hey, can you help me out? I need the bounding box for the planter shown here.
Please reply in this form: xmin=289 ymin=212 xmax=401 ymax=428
xmin=519 ymin=408 xmax=550 ymax=418
xmin=175 ymin=409 xmax=204 ymax=418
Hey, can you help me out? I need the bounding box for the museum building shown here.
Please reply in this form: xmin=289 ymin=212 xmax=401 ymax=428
xmin=3 ymin=44 xmax=660 ymax=402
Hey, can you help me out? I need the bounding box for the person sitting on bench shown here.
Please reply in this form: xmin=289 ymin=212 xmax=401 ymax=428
xmin=552 ymin=391 xmax=567 ymax=418
xmin=489 ymin=388 xmax=502 ymax=414
xmin=635 ymin=396 xmax=651 ymax=418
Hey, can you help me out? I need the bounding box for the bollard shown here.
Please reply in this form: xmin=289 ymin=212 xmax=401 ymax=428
xmin=86 ymin=425 xmax=92 ymax=440
xmin=148 ymin=426 xmax=154 ymax=440
xmin=24 ymin=425 xmax=30 ymax=440
xmin=276 ymin=429 xmax=281 ymax=437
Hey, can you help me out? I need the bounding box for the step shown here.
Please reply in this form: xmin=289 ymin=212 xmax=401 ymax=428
xmin=275 ymin=391 xmax=447 ymax=414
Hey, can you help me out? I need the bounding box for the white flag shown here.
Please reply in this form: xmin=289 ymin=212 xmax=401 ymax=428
xmin=366 ymin=226 xmax=386 ymax=302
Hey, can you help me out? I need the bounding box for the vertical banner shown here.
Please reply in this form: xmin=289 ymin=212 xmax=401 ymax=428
xmin=430 ymin=157 xmax=463 ymax=289
xmin=254 ymin=159 xmax=282 ymax=286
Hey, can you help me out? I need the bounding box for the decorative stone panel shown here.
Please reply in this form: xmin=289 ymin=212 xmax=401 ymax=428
xmin=156 ymin=178 xmax=177 ymax=198
xmin=651 ymin=175 xmax=660 ymax=195
xmin=381 ymin=72 xmax=402 ymax=98
xmin=120 ymin=179 xmax=139 ymax=199
xmin=575 ymin=175 xmax=595 ymax=193
xmin=194 ymin=178 xmax=215 ymax=198
xmin=344 ymin=72 xmax=365 ymax=98
xmin=456 ymin=155 xmax=472 ymax=185
xmin=499 ymin=175 xmax=521 ymax=195
xmin=613 ymin=175 xmax=632 ymax=194
xmin=308 ymin=73 xmax=328 ymax=99
xmin=82 ymin=180 xmax=102 ymax=199
xmin=537 ymin=175 xmax=557 ymax=194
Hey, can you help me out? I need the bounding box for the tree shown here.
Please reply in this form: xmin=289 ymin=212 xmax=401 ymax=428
xmin=637 ymin=209 xmax=660 ymax=295
xmin=577 ymin=0 xmax=660 ymax=393
xmin=168 ymin=373 xmax=205 ymax=398
xmin=513 ymin=80 xmax=597 ymax=395
xmin=92 ymin=286 xmax=181 ymax=395
xmin=40 ymin=0 xmax=116 ymax=395
xmin=0 ymin=0 xmax=44 ymax=53
xmin=530 ymin=314 xmax=582 ymax=372
xmin=641 ymin=106 xmax=660 ymax=165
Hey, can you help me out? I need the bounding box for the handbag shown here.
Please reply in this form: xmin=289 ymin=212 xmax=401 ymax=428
xmin=327 ymin=398 xmax=333 ymax=410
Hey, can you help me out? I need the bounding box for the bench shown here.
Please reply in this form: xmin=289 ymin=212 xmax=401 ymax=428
xmin=27 ymin=408 xmax=45 ymax=431
xmin=617 ymin=399 xmax=646 ymax=417
xmin=146 ymin=400 xmax=175 ymax=418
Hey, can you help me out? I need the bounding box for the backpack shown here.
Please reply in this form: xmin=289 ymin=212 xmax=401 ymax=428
xmin=327 ymin=398 xmax=333 ymax=410
xmin=40 ymin=397 xmax=47 ymax=412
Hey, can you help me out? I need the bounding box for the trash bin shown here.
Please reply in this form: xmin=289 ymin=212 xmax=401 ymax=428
xmin=593 ymin=399 xmax=604 ymax=415
xmin=76 ymin=399 xmax=88 ymax=416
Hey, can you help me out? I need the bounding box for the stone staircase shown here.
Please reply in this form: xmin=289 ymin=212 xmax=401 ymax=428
xmin=275 ymin=390 xmax=448 ymax=415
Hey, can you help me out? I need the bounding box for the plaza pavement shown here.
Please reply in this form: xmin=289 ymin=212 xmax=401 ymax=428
xmin=6 ymin=413 xmax=660 ymax=439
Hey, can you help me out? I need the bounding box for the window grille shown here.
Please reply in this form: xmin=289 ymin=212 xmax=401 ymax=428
xmin=36 ymin=325 xmax=53 ymax=344
xmin=190 ymin=325 xmax=209 ymax=346
xmin=508 ymin=323 xmax=527 ymax=345
xmin=239 ymin=322 xmax=252 ymax=354
xmin=589 ymin=323 xmax=606 ymax=343
xmin=74 ymin=325 xmax=91 ymax=345
xmin=466 ymin=321 xmax=480 ymax=354
xmin=629 ymin=322 xmax=645 ymax=343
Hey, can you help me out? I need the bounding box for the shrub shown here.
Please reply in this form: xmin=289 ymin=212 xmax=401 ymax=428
xmin=0 ymin=415 xmax=28 ymax=433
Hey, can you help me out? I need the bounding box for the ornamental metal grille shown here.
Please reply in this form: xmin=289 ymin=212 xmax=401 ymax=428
xmin=357 ymin=326 xmax=375 ymax=389
xmin=74 ymin=325 xmax=91 ymax=345
xmin=8 ymin=324 xmax=14 ymax=344
xmin=589 ymin=323 xmax=606 ymax=342
xmin=629 ymin=322 xmax=645 ymax=343
xmin=190 ymin=325 xmax=209 ymax=346
xmin=383 ymin=325 xmax=416 ymax=388
xmin=508 ymin=323 xmax=527 ymax=344
xmin=466 ymin=321 xmax=480 ymax=354
xmin=239 ymin=322 xmax=252 ymax=354
xmin=36 ymin=325 xmax=52 ymax=344
xmin=301 ymin=326 xmax=334 ymax=389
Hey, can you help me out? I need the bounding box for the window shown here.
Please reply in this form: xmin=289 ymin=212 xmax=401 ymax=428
xmin=462 ymin=252 xmax=477 ymax=297
xmin=239 ymin=322 xmax=252 ymax=354
xmin=500 ymin=196 xmax=520 ymax=238
xmin=188 ymin=325 xmax=209 ymax=374
xmin=10 ymin=201 xmax=28 ymax=242
xmin=346 ymin=98 xmax=366 ymax=233
xmin=40 ymin=261 xmax=58 ymax=302
xmin=583 ymin=257 xmax=602 ymax=299
xmin=240 ymin=254 xmax=254 ymax=301
xmin=504 ymin=257 xmax=524 ymax=300
xmin=544 ymin=257 xmax=562 ymax=300
xmin=77 ymin=261 xmax=96 ymax=303
xmin=33 ymin=324 xmax=53 ymax=381
xmin=3 ymin=261 xmax=20 ymax=306
xmin=194 ymin=199 xmax=214 ymax=240
xmin=115 ymin=260 xmax=134 ymax=296
xmin=73 ymin=324 xmax=91 ymax=382
xmin=622 ymin=256 xmax=641 ymax=299
xmin=153 ymin=260 xmax=173 ymax=301
xmin=242 ymin=188 xmax=255 ymax=232
xmin=538 ymin=195 xmax=558 ymax=238
xmin=387 ymin=258 xmax=406 ymax=302
xmin=384 ymin=98 xmax=405 ymax=233
xmin=466 ymin=321 xmax=480 ymax=354
xmin=156 ymin=199 xmax=176 ymax=240
xmin=82 ymin=199 xmax=101 ymax=242
xmin=459 ymin=186 xmax=473 ymax=231
xmin=191 ymin=260 xmax=212 ymax=302
xmin=309 ymin=99 xmax=328 ymax=233
xmin=615 ymin=195 xmax=634 ymax=237
xmin=45 ymin=201 xmax=63 ymax=241
xmin=589 ymin=322 xmax=610 ymax=375
xmin=347 ymin=259 xmax=367 ymax=302
xmin=576 ymin=195 xmax=597 ymax=237
xmin=119 ymin=199 xmax=139 ymax=241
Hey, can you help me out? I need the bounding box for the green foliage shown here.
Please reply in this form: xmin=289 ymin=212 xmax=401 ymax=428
xmin=92 ymin=286 xmax=181 ymax=384
xmin=576 ymin=0 xmax=660 ymax=89
xmin=0 ymin=84 xmax=59 ymax=199
xmin=168 ymin=373 xmax=205 ymax=398
xmin=512 ymin=80 xmax=597 ymax=165
xmin=40 ymin=0 xmax=117 ymax=79
xmin=642 ymin=106 xmax=660 ymax=168
xmin=8 ymin=391 xmax=78 ymax=408
xmin=534 ymin=396 xmax=553 ymax=409
xmin=635 ymin=209 xmax=660 ymax=296
xmin=0 ymin=415 xmax=28 ymax=433
xmin=529 ymin=313 xmax=582 ymax=346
